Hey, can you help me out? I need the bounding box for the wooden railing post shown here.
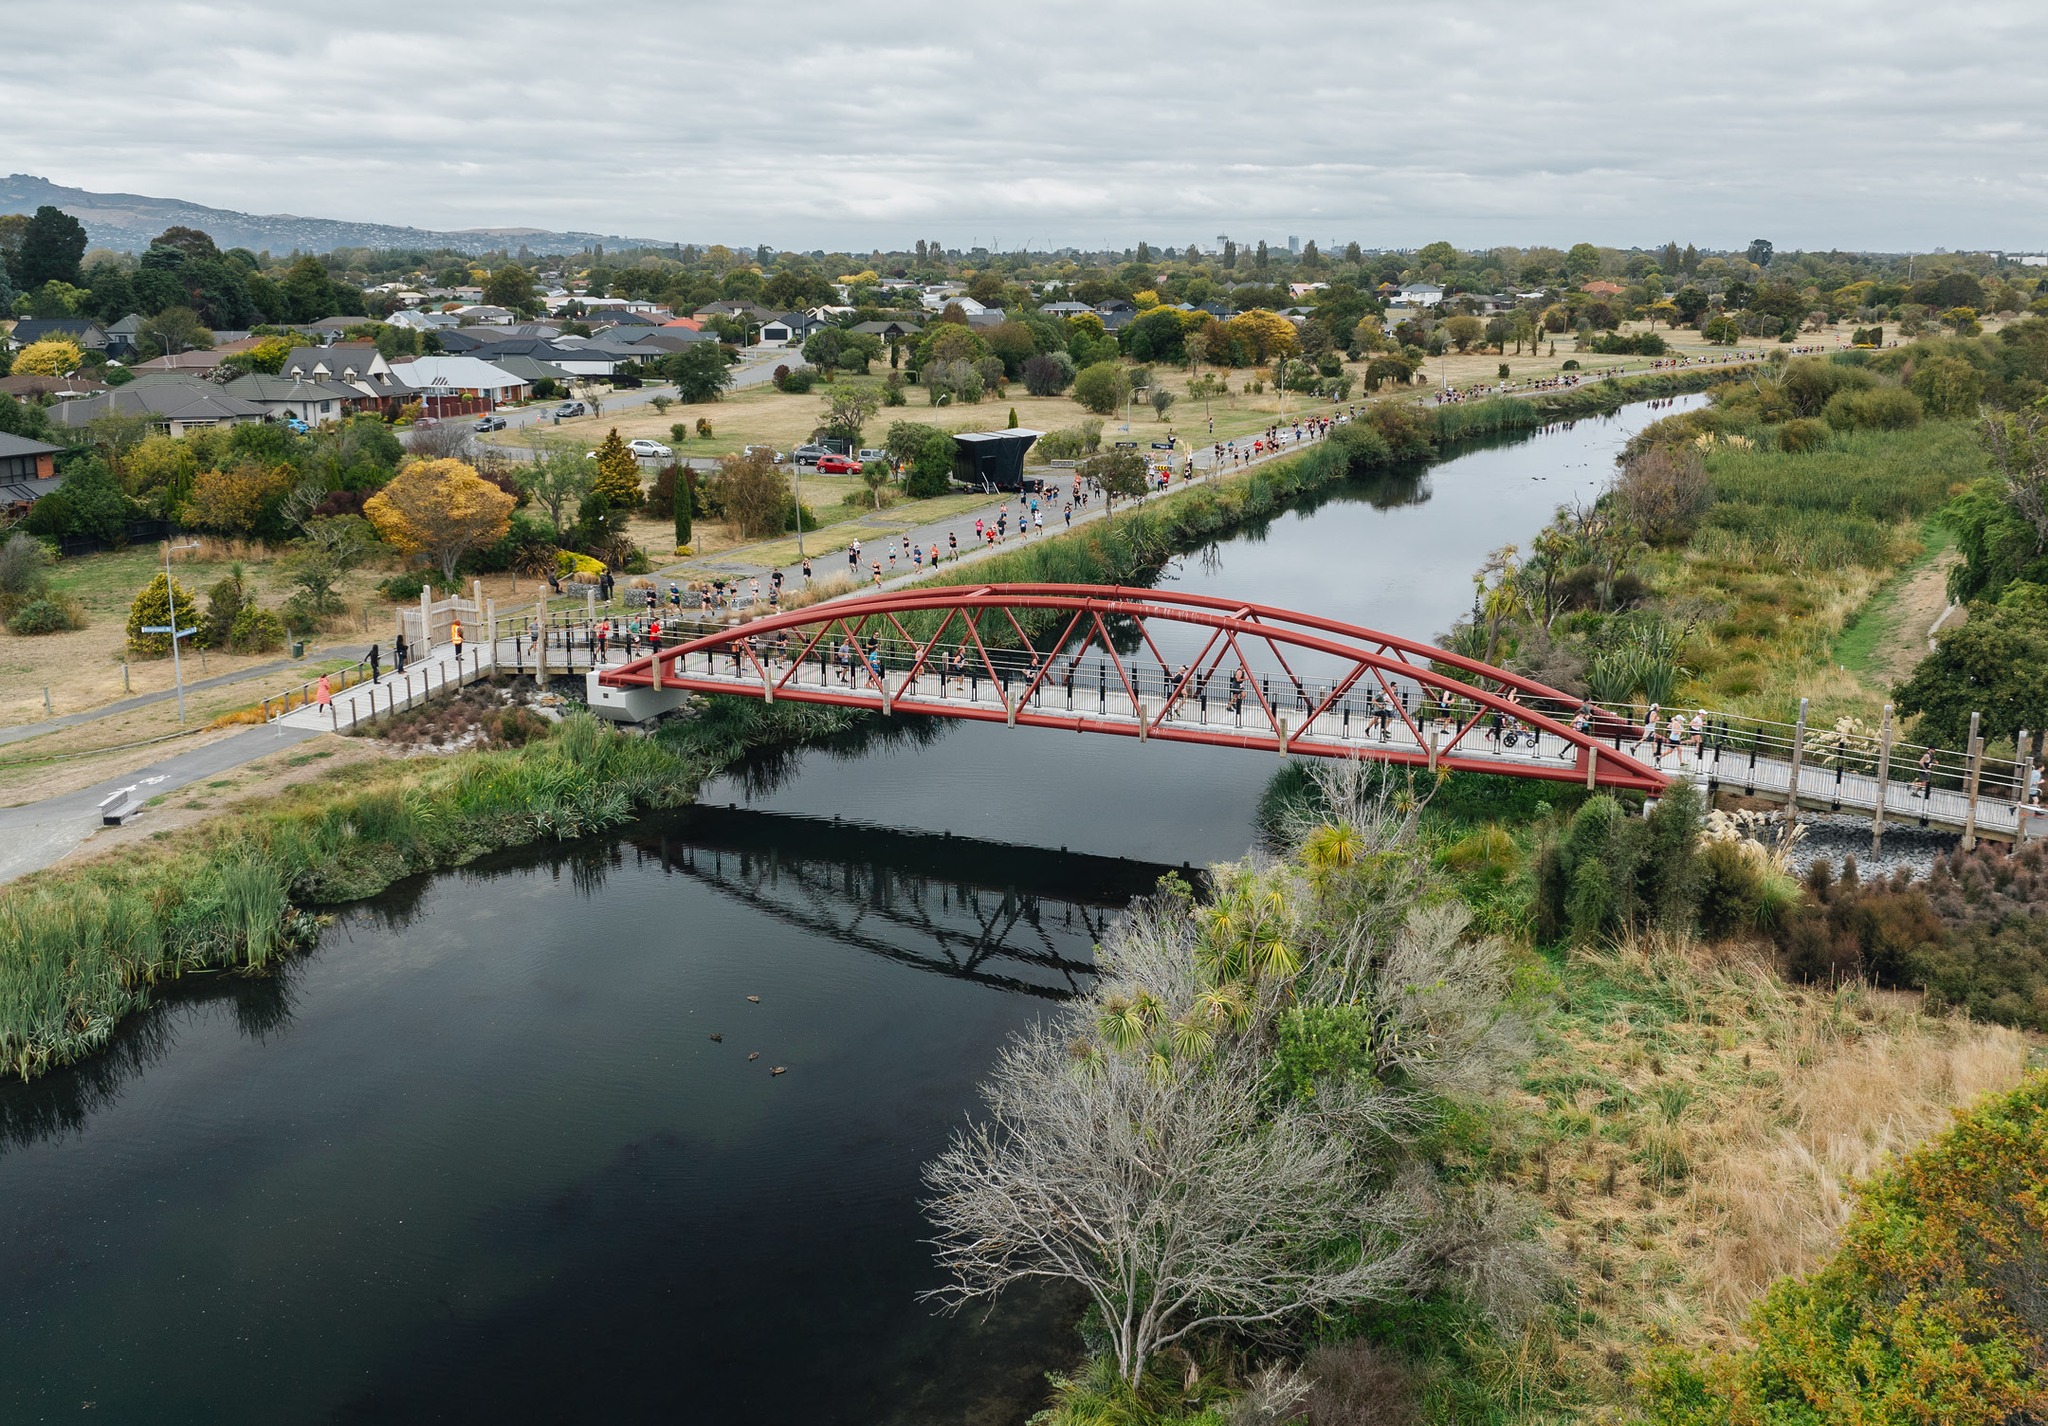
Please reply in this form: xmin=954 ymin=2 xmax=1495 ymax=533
xmin=535 ymin=593 xmax=549 ymax=689
xmin=1962 ymin=711 xmax=1984 ymax=851
xmin=1871 ymin=703 xmax=1894 ymax=854
xmin=1784 ymin=698 xmax=1809 ymax=823
xmin=2014 ymin=729 xmax=2032 ymax=805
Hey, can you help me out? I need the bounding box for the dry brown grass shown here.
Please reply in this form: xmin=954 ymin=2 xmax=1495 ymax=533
xmin=1517 ymin=929 xmax=2038 ymax=1396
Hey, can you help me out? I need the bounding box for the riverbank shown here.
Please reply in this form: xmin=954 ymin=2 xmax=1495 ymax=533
xmin=0 ymin=695 xmax=859 ymax=1079
xmin=0 ymin=371 xmax=1740 ymax=1085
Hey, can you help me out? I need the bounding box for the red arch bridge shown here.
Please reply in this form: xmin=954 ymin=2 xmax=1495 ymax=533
xmin=588 ymin=584 xmax=2036 ymax=843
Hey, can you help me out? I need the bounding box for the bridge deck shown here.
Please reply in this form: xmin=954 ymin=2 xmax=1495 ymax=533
xmin=642 ymin=650 xmax=2027 ymax=842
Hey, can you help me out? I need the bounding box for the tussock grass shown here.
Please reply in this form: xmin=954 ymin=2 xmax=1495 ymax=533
xmin=1521 ymin=929 xmax=2032 ymax=1377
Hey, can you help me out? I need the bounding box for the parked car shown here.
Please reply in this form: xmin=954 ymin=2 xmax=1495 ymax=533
xmin=473 ymin=414 xmax=507 ymax=431
xmin=555 ymin=401 xmax=587 ymax=417
xmin=283 ymin=417 xmax=310 ymax=434
xmin=855 ymin=448 xmax=887 ymax=464
xmin=790 ymin=443 xmax=831 ymax=466
xmin=814 ymin=454 xmax=861 ymax=474
xmin=627 ymin=439 xmax=672 ymax=459
xmin=743 ymin=445 xmax=785 ymax=463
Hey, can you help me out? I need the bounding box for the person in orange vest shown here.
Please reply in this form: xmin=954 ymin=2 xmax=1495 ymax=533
xmin=450 ymin=617 xmax=465 ymax=674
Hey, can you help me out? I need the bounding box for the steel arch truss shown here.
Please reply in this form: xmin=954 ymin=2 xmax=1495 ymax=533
xmin=598 ymin=584 xmax=1670 ymax=793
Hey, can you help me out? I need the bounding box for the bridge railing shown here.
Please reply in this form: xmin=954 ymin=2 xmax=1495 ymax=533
xmin=647 ymin=619 xmax=2030 ymax=811
xmin=1579 ymin=700 xmax=2023 ymax=804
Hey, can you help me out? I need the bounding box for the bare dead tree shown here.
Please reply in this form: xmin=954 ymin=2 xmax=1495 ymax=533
xmin=922 ymin=1023 xmax=1423 ymax=1387
xmin=404 ymin=422 xmax=475 ymax=463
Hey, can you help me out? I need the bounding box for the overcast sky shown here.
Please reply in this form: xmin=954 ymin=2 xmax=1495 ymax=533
xmin=5 ymin=1 xmax=2044 ymax=254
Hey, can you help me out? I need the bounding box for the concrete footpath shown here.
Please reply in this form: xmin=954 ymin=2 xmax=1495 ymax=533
xmin=0 ymin=722 xmax=323 ymax=885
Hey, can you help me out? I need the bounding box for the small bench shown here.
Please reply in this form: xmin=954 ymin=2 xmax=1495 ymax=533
xmin=99 ymin=786 xmax=142 ymax=825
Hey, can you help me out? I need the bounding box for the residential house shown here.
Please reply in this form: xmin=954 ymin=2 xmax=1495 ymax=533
xmin=1397 ymin=283 xmax=1445 ymax=308
xmin=922 ymin=293 xmax=986 ymax=316
xmin=7 ymin=318 xmax=109 ymax=353
xmin=388 ymin=356 xmax=531 ymax=416
xmin=0 ymin=432 xmax=64 ymax=512
xmin=604 ymin=328 xmax=715 ymax=358
xmin=1579 ymin=280 xmax=1625 ymax=298
xmin=757 ymin=311 xmax=824 ymax=348
xmin=104 ymin=314 xmax=146 ymax=357
xmin=486 ymin=354 xmax=576 ymax=390
xmin=964 ymin=309 xmax=1009 ymax=330
xmin=1288 ymin=282 xmax=1329 ymax=298
xmin=282 ymin=343 xmax=393 ymax=390
xmin=1038 ymin=301 xmax=1092 ymax=319
xmin=455 ymin=305 xmax=518 ymax=325
xmin=0 ymin=372 xmax=108 ymax=402
xmin=48 ymin=377 xmax=270 ymax=436
xmin=129 ymin=336 xmax=266 ymax=378
xmin=474 ymin=338 xmax=621 ymax=378
xmin=385 ymin=308 xmax=459 ymax=332
xmin=219 ymin=373 xmax=372 ymax=426
xmin=691 ymin=300 xmax=776 ymax=326
xmin=1093 ymin=299 xmax=1138 ymax=332
xmin=851 ymin=318 xmax=922 ymax=341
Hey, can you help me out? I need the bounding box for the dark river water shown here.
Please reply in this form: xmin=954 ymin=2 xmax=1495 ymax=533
xmin=0 ymin=397 xmax=1695 ymax=1423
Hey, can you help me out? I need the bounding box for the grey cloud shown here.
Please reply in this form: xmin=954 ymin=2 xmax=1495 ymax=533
xmin=2 ymin=0 xmax=2044 ymax=251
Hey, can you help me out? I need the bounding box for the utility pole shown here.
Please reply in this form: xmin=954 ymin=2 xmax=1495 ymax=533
xmin=141 ymin=541 xmax=201 ymax=725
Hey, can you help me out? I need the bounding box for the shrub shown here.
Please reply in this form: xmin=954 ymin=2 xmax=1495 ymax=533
xmin=1036 ymin=420 xmax=1105 ymax=462
xmin=774 ymin=364 xmax=819 ymax=394
xmin=6 ymin=596 xmax=81 ymax=635
xmin=555 ymin=549 xmax=604 ymax=580
xmin=1022 ymin=350 xmax=1076 ymax=396
xmin=227 ymin=605 xmax=286 ymax=653
xmin=126 ymin=572 xmax=202 ymax=658
xmin=1071 ymin=360 xmax=1126 ymax=414
xmin=1822 ymin=385 xmax=1923 ymax=431
xmin=1646 ymin=1074 xmax=2048 ymax=1426
xmin=1778 ymin=418 xmax=1830 ymax=452
xmin=379 ymin=571 xmax=428 ymax=602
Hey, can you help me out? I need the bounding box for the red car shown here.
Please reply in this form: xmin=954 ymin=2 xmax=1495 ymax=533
xmin=815 ymin=454 xmax=862 ymax=474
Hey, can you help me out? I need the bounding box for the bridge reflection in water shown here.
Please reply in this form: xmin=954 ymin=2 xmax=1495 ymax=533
xmin=629 ymin=806 xmax=1180 ymax=1001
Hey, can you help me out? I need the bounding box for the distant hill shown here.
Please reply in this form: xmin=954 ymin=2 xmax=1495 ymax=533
xmin=0 ymin=174 xmax=673 ymax=257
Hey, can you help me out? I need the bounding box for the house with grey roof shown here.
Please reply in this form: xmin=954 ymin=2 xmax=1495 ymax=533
xmin=7 ymin=318 xmax=108 ymax=353
xmin=49 ymin=377 xmax=270 ymax=436
xmin=104 ymin=314 xmax=146 ymax=357
xmin=0 ymin=432 xmax=64 ymax=510
xmin=280 ymin=344 xmax=397 ymax=397
xmin=219 ymin=373 xmax=374 ymax=425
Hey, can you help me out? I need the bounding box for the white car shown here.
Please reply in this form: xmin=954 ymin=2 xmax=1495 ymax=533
xmin=627 ymin=439 xmax=673 ymax=459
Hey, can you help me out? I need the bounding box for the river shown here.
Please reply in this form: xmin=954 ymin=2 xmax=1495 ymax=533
xmin=0 ymin=396 xmax=1696 ymax=1423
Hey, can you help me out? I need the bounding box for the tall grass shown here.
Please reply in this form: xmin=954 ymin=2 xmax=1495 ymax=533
xmin=1705 ymin=420 xmax=1982 ymax=523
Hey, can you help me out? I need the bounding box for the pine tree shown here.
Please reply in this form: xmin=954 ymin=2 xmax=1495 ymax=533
xmin=590 ymin=429 xmax=642 ymax=512
xmin=674 ymin=467 xmax=693 ymax=549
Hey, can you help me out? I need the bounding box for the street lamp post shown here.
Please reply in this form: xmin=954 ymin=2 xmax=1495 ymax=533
xmin=790 ymin=459 xmax=805 ymax=559
xmin=141 ymin=540 xmax=202 ymax=725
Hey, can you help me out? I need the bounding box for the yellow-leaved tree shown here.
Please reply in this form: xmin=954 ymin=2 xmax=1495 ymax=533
xmin=589 ymin=428 xmax=643 ymax=511
xmin=363 ymin=458 xmax=515 ymax=582
xmin=13 ymin=338 xmax=85 ymax=377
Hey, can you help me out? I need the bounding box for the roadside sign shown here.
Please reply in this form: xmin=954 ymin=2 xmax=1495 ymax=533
xmin=141 ymin=626 xmax=199 ymax=638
